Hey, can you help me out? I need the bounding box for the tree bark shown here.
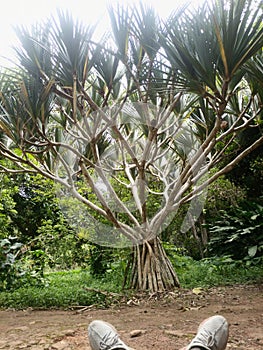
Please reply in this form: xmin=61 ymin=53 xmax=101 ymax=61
xmin=130 ymin=237 xmax=180 ymax=292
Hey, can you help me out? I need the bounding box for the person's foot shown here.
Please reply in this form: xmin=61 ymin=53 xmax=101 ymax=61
xmin=88 ymin=320 xmax=130 ymax=350
xmin=187 ymin=315 xmax=229 ymax=350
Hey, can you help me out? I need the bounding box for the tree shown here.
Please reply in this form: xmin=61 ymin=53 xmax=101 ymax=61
xmin=0 ymin=0 xmax=263 ymax=292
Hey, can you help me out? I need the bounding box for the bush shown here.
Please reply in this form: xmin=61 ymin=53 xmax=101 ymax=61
xmin=208 ymin=201 xmax=263 ymax=261
xmin=161 ymin=174 xmax=246 ymax=259
xmin=35 ymin=219 xmax=83 ymax=269
xmin=0 ymin=236 xmax=46 ymax=291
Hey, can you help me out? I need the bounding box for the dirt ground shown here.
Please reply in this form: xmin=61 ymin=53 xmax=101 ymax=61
xmin=0 ymin=284 xmax=262 ymax=350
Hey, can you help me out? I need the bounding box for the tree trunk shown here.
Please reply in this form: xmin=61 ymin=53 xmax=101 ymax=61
xmin=130 ymin=237 xmax=180 ymax=292
xmin=199 ymin=213 xmax=208 ymax=248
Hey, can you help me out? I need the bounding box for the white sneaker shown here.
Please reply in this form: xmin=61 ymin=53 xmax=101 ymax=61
xmin=187 ymin=315 xmax=229 ymax=350
xmin=88 ymin=320 xmax=130 ymax=350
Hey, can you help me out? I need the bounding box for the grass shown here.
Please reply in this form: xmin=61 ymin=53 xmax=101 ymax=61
xmin=173 ymin=255 xmax=263 ymax=288
xmin=0 ymin=268 xmax=125 ymax=309
xmin=0 ymin=256 xmax=262 ymax=309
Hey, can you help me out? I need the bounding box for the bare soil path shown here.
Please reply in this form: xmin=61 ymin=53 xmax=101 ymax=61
xmin=0 ymin=284 xmax=262 ymax=350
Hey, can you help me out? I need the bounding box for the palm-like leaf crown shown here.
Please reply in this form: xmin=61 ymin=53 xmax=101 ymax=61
xmin=162 ymin=0 xmax=263 ymax=96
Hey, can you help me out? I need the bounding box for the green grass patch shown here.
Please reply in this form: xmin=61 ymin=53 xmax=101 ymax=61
xmin=0 ymin=268 xmax=124 ymax=309
xmin=174 ymin=255 xmax=263 ymax=288
xmin=0 ymin=256 xmax=262 ymax=309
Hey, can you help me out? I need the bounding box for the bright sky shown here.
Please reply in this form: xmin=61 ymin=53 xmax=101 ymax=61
xmin=0 ymin=0 xmax=205 ymax=66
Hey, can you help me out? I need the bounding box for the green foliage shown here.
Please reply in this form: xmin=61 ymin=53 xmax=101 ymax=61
xmin=0 ymin=171 xmax=86 ymax=287
xmin=176 ymin=255 xmax=263 ymax=288
xmin=35 ymin=219 xmax=82 ymax=269
xmin=208 ymin=202 xmax=263 ymax=261
xmin=205 ymin=174 xmax=246 ymax=218
xmin=0 ymin=253 xmax=262 ymax=309
xmin=0 ymin=268 xmax=125 ymax=309
xmin=162 ymin=0 xmax=263 ymax=93
xmin=163 ymin=242 xmax=263 ymax=287
xmin=10 ymin=173 xmax=65 ymax=241
xmin=87 ymin=244 xmax=112 ymax=276
xmin=0 ymin=172 xmax=55 ymax=290
xmin=0 ymin=236 xmax=45 ymax=291
xmin=228 ymin=148 xmax=263 ymax=200
xmin=160 ymin=175 xmax=246 ymax=259
xmin=0 ymin=236 xmax=22 ymax=290
xmin=0 ymin=173 xmax=18 ymax=237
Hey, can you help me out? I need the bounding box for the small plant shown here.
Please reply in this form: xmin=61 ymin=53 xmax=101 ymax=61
xmin=0 ymin=236 xmax=46 ymax=291
xmin=87 ymin=244 xmax=112 ymax=276
xmin=208 ymin=202 xmax=263 ymax=262
xmin=0 ymin=236 xmax=23 ymax=290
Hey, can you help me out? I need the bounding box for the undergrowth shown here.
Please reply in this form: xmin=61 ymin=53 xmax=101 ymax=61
xmin=0 ymin=255 xmax=262 ymax=309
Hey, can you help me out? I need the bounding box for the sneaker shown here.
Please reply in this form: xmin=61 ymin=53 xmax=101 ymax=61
xmin=88 ymin=320 xmax=130 ymax=350
xmin=187 ymin=315 xmax=229 ymax=350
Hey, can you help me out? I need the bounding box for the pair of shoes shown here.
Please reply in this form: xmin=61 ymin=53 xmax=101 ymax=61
xmin=187 ymin=315 xmax=229 ymax=350
xmin=88 ymin=320 xmax=130 ymax=350
xmin=88 ymin=315 xmax=229 ymax=350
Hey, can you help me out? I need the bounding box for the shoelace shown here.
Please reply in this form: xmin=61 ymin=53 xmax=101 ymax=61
xmin=99 ymin=331 xmax=120 ymax=350
xmin=195 ymin=329 xmax=215 ymax=349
